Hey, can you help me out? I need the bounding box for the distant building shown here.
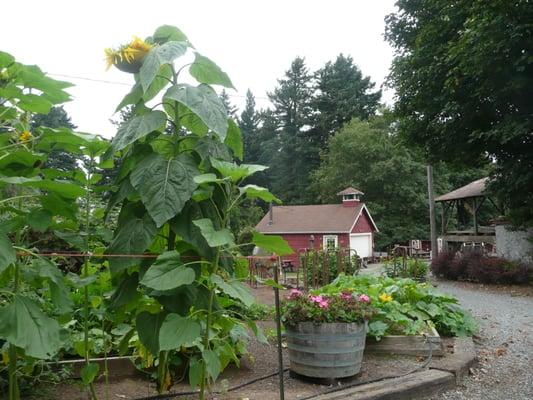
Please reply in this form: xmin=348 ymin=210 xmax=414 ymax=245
xmin=255 ymin=188 xmax=378 ymax=265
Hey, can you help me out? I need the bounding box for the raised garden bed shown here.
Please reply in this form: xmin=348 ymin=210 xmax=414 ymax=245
xmin=49 ymin=356 xmax=137 ymax=379
xmin=365 ymin=326 xmax=443 ymax=356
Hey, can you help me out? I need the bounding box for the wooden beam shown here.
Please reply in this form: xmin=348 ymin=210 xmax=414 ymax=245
xmin=442 ymin=235 xmax=495 ymax=244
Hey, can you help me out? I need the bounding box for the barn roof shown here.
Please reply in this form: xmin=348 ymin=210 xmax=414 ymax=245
xmin=435 ymin=177 xmax=488 ymax=202
xmin=255 ymin=203 xmax=378 ymax=233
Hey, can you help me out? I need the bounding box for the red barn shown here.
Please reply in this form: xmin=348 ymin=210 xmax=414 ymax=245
xmin=255 ymin=188 xmax=379 ymax=265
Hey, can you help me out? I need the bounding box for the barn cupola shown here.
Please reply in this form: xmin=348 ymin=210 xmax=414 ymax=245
xmin=337 ymin=187 xmax=364 ymax=207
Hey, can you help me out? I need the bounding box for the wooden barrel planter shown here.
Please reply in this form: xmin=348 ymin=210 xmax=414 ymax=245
xmin=285 ymin=322 xmax=367 ymax=379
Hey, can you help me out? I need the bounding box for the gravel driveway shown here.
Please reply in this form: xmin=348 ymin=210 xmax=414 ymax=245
xmin=430 ymin=280 xmax=532 ymax=400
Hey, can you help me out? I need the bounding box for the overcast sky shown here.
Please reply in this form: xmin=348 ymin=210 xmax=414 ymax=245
xmin=2 ymin=0 xmax=397 ymax=138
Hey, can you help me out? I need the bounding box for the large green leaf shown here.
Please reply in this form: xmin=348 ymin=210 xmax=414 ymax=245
xmin=115 ymin=83 xmax=142 ymax=112
xmin=210 ymin=159 xmax=267 ymax=182
xmin=188 ymin=357 xmax=203 ymax=388
xmin=0 ymin=51 xmax=14 ymax=68
xmin=107 ymin=204 xmax=158 ymax=275
xmin=110 ymin=272 xmax=140 ymax=308
xmin=17 ymin=93 xmax=53 ymax=114
xmin=140 ymin=41 xmax=188 ymax=91
xmin=40 ymin=193 xmax=78 ymax=220
xmin=189 ymin=53 xmax=234 ymax=89
xmin=202 ymin=349 xmax=221 ymax=381
xmin=159 ymin=314 xmax=201 ymax=351
xmin=169 ymin=204 xmax=214 ymax=259
xmin=130 ymin=153 xmax=199 ymax=227
xmin=224 ymin=119 xmax=243 ymax=160
xmin=0 ymin=176 xmax=85 ymax=198
xmin=140 ymin=251 xmax=195 ymax=291
xmin=136 ymin=311 xmax=166 ymax=355
xmin=239 ymin=184 xmax=281 ymax=203
xmin=211 ymin=275 xmax=254 ymax=307
xmin=164 ymin=84 xmax=228 ymax=140
xmin=111 ymin=111 xmax=166 ymax=152
xmin=143 ymin=64 xmax=172 ymax=102
xmin=32 ymin=258 xmax=73 ymax=313
xmin=153 ymin=283 xmax=211 ymax=316
xmin=252 ymin=232 xmax=293 ymax=256
xmin=0 ymin=295 xmax=62 ymax=359
xmin=80 ymin=363 xmax=100 ymax=385
xmin=28 ymin=209 xmax=53 ymax=232
xmin=36 ymin=128 xmax=99 ymax=155
xmin=0 ymin=150 xmax=46 ymax=176
xmin=153 ymin=25 xmax=191 ymax=45
xmin=0 ymin=232 xmax=16 ymax=274
xmin=193 ymin=218 xmax=234 ymax=247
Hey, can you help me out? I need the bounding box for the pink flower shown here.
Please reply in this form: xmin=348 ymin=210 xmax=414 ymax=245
xmin=318 ymin=300 xmax=329 ymax=309
xmin=288 ymin=289 xmax=303 ymax=300
xmin=309 ymin=295 xmax=329 ymax=309
xmin=310 ymin=295 xmax=324 ymax=304
xmin=358 ymin=294 xmax=371 ymax=303
xmin=341 ymin=292 xmax=353 ymax=301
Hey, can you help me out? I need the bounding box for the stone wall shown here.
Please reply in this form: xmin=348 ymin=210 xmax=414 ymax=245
xmin=495 ymin=226 xmax=533 ymax=263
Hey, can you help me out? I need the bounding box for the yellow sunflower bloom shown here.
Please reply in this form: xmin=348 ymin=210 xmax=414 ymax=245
xmin=19 ymin=130 xmax=32 ymax=142
xmin=105 ymin=36 xmax=153 ymax=73
xmin=379 ymin=293 xmax=393 ymax=303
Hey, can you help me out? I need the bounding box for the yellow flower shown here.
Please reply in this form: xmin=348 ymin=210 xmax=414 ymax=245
xmin=19 ymin=130 xmax=32 ymax=142
xmin=379 ymin=293 xmax=393 ymax=303
xmin=105 ymin=36 xmax=153 ymax=73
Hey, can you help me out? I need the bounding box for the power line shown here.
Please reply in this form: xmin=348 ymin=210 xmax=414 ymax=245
xmin=49 ymin=73 xmax=132 ymax=87
xmin=48 ymin=72 xmax=271 ymax=100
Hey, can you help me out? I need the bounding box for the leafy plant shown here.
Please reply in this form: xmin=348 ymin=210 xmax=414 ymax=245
xmin=300 ymin=248 xmax=361 ymax=288
xmin=384 ymin=256 xmax=428 ymax=281
xmin=104 ymin=25 xmax=292 ymax=399
xmin=319 ymin=275 xmax=477 ymax=339
xmin=0 ymin=51 xmax=110 ymax=399
xmin=282 ymin=289 xmax=376 ymax=326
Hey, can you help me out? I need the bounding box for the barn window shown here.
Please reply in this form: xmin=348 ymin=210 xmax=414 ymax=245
xmin=323 ymin=235 xmax=338 ymax=250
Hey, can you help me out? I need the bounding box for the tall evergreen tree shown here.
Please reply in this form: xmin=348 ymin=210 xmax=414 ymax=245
xmin=30 ymin=106 xmax=78 ymax=171
xmin=239 ymin=89 xmax=260 ymax=163
xmin=219 ymin=89 xmax=237 ymax=119
xmin=312 ymin=54 xmax=381 ymax=144
xmin=268 ymin=57 xmax=314 ymax=204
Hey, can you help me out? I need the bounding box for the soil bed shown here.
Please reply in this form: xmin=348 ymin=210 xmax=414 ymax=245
xmin=27 ymin=284 xmax=461 ymax=400
xmin=30 ymin=332 xmax=436 ymax=400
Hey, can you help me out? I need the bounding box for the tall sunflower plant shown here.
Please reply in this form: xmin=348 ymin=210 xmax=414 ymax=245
xmin=0 ymin=51 xmax=111 ymax=400
xmin=103 ymin=25 xmax=292 ymax=398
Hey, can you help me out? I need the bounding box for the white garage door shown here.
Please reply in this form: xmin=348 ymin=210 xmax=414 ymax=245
xmin=350 ymin=234 xmax=372 ymax=258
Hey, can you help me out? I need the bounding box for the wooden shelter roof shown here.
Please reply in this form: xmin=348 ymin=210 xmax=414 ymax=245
xmin=435 ymin=177 xmax=488 ymax=202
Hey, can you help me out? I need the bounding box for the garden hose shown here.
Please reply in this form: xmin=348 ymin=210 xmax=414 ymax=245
xmin=130 ymin=335 xmax=433 ymax=400
xmin=131 ymin=367 xmax=290 ymax=400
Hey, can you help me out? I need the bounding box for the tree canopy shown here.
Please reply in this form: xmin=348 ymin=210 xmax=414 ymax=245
xmin=385 ymin=0 xmax=533 ymax=227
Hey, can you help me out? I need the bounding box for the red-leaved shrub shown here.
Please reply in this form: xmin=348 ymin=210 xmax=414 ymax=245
xmin=432 ymin=251 xmax=532 ymax=285
xmin=430 ymin=251 xmax=455 ymax=278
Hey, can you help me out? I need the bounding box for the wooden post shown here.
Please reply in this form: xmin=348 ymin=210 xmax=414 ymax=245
xmin=472 ymin=198 xmax=478 ymax=235
xmin=427 ymin=165 xmax=438 ymax=258
xmin=274 ymin=257 xmax=285 ymax=400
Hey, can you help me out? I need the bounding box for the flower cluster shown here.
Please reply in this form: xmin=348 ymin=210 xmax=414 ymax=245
xmin=379 ymin=293 xmax=393 ymax=303
xmin=18 ymin=130 xmax=32 ymax=142
xmin=282 ymin=289 xmax=377 ymax=326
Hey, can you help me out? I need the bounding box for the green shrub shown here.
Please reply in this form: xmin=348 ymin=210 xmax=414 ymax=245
xmin=384 ymin=257 xmax=428 ymax=280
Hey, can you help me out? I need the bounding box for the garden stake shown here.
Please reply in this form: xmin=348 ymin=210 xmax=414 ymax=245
xmin=274 ymin=257 xmax=285 ymax=400
xmin=82 ymin=155 xmax=99 ymax=400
